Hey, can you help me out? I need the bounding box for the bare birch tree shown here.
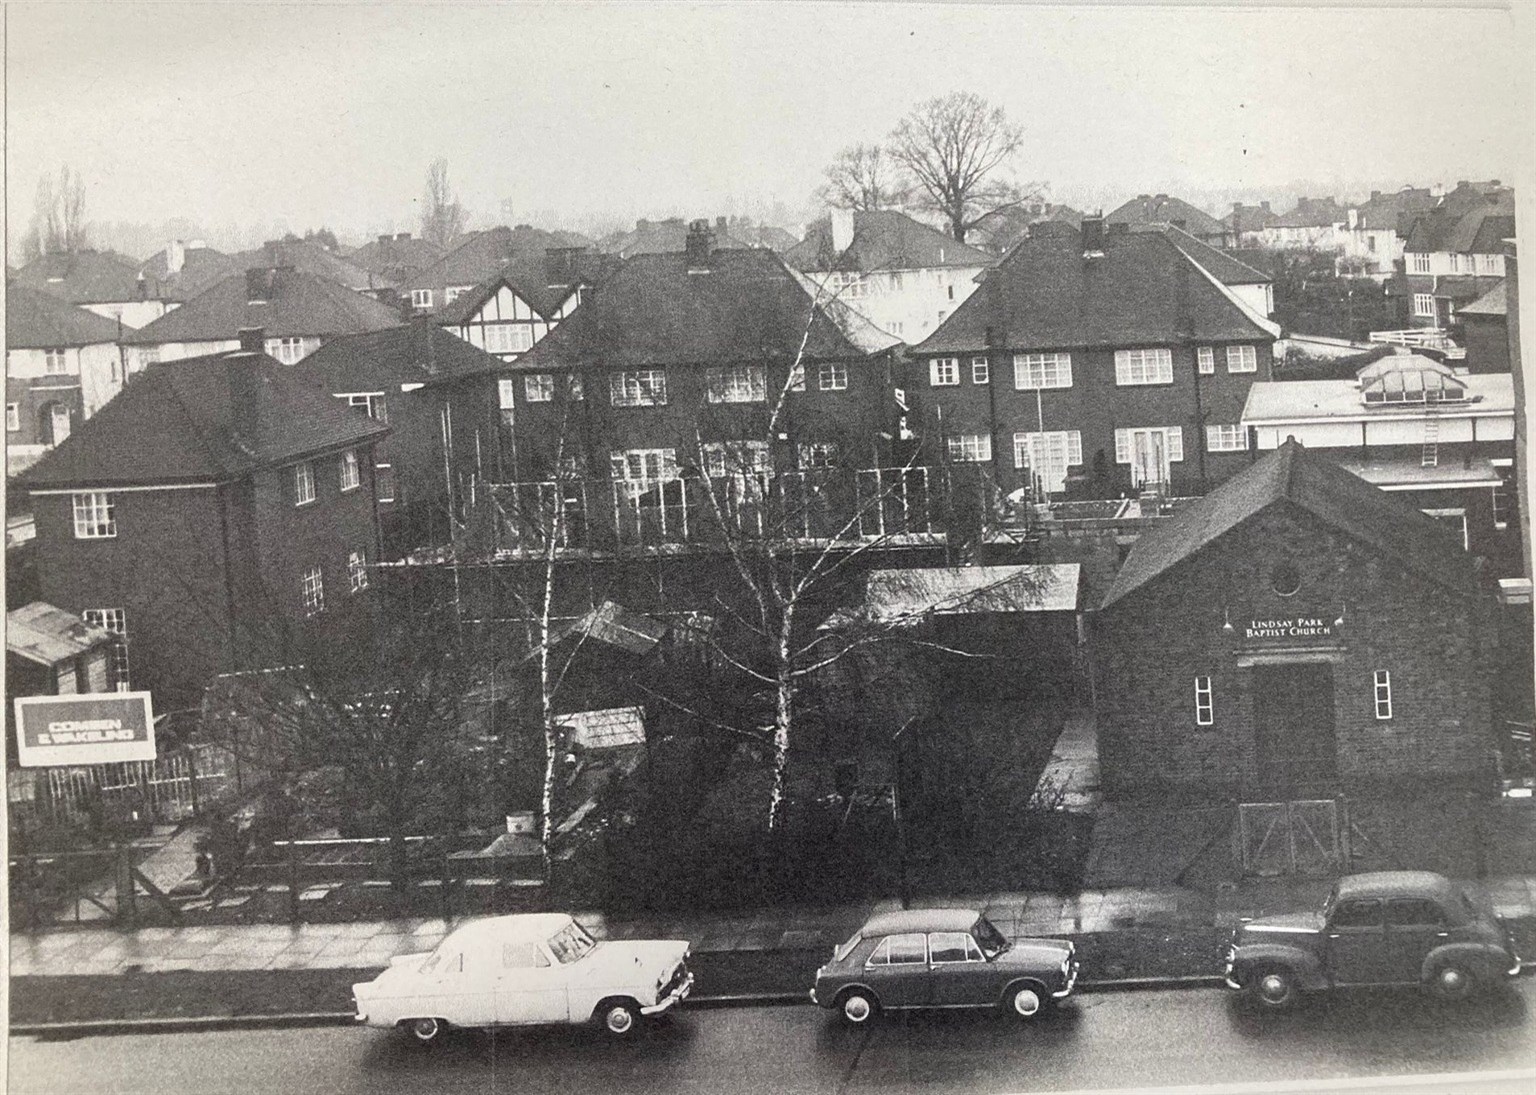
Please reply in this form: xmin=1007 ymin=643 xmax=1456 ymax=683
xmin=24 ymin=165 xmax=90 ymax=258
xmin=421 ymin=158 xmax=467 ymax=248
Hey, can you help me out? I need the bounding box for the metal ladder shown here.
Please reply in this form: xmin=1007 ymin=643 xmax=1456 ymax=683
xmin=1421 ymin=413 xmax=1440 ymax=467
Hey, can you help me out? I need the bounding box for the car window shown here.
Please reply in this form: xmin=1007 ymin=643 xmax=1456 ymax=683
xmin=833 ymin=933 xmax=862 ymax=962
xmin=971 ymin=917 xmax=1009 ymax=958
xmin=503 ymin=942 xmax=550 ymax=968
xmin=867 ymin=933 xmax=927 ymax=966
xmin=1330 ymin=899 xmax=1383 ymax=929
xmin=547 ymin=921 xmax=597 ymax=964
xmin=928 ymin=932 xmax=976 ymax=964
xmin=1386 ymin=898 xmax=1445 ymax=928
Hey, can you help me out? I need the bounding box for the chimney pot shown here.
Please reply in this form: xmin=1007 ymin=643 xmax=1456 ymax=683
xmin=830 ymin=209 xmax=855 ymax=253
xmin=166 ymin=239 xmax=186 ymax=276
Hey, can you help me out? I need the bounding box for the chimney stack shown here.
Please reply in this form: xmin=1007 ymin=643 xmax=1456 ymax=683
xmin=1371 ymin=190 xmax=1382 ymax=201
xmin=228 ymin=336 xmax=263 ymax=452
xmin=245 ymin=267 xmax=276 ymax=303
xmin=396 ymin=232 xmax=411 ymax=241
xmin=378 ymin=234 xmax=391 ymax=245
xmin=1261 ymin=201 xmax=1271 ymax=212
xmin=830 ymin=209 xmax=855 ymax=253
xmin=685 ymin=219 xmax=713 ymax=270
xmin=237 ymin=326 xmax=267 ymax=353
xmin=166 ymin=239 xmax=186 ymax=276
xmin=1081 ymin=214 xmax=1106 ymax=255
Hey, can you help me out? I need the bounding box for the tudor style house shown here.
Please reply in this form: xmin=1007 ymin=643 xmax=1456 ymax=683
xmin=785 ymin=209 xmax=997 ymax=343
xmin=6 ymin=283 xmax=127 ymax=477
xmin=401 ymin=225 xmax=600 ymax=315
xmin=1399 ymin=181 xmax=1514 ymax=330
xmin=120 ymin=266 xmax=404 ymax=372
xmin=12 ymin=249 xmax=173 ymax=330
xmin=433 ymin=271 xmax=577 ymax=363
xmin=17 ymin=337 xmax=388 ymax=707
xmin=910 ymin=216 xmax=1279 ymax=501
xmin=1106 ymin=194 xmax=1231 ymax=248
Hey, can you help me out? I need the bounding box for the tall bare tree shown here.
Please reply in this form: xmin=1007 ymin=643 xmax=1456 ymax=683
xmin=421 ymin=158 xmax=467 ymax=248
xmin=888 ymin=92 xmax=1030 ymax=243
xmin=819 ymin=143 xmax=907 ymax=212
xmin=24 ymin=166 xmax=90 ymax=258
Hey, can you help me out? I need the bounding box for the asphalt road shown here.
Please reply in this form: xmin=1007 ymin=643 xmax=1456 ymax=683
xmin=10 ymin=984 xmax=1536 ymax=1095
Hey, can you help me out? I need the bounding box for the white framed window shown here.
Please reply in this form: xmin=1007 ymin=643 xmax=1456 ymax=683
xmin=265 ymin=336 xmax=305 ymax=365
xmin=929 ymin=358 xmax=960 ymax=387
xmin=348 ymin=549 xmax=369 ymax=592
xmin=524 ymin=374 xmax=555 ymax=403
xmin=498 ymin=378 xmax=517 ymax=410
xmin=788 ymin=363 xmax=806 ymax=392
xmin=564 ymin=374 xmax=584 ymax=401
xmin=82 ymin=608 xmax=130 ymax=688
xmin=1413 ymin=293 xmax=1436 ymax=318
xmin=610 ymin=369 xmax=667 ymax=407
xmin=44 ymin=348 xmax=69 ymax=375
xmin=970 ymin=357 xmax=989 ymax=385
xmin=1205 ymin=424 xmax=1247 ymax=452
xmin=410 ymin=288 xmax=433 ymax=310
xmin=702 ymin=440 xmax=771 ymax=478
xmin=6 ymin=403 xmax=19 ymax=432
xmin=1225 ymin=345 xmax=1257 ymax=374
xmin=1409 ymin=253 xmax=1431 ymax=274
xmin=1197 ymin=347 xmax=1215 ymax=375
xmin=1373 ymin=670 xmax=1392 ymax=721
xmin=610 ymin=448 xmax=679 ymax=497
xmin=444 ymin=285 xmax=473 ymax=303
xmin=1114 ymin=427 xmax=1184 ymax=463
xmin=1195 ymin=676 xmax=1213 ymax=726
xmin=72 ymin=492 xmax=117 ymax=539
xmin=1115 ymin=348 xmax=1173 ymax=386
xmin=797 ymin=441 xmax=839 ymax=469
xmin=301 ymin=565 xmax=325 ymax=616
xmin=1478 ymin=253 xmax=1501 ymax=275
xmin=705 ymin=364 xmax=768 ymax=403
xmin=484 ymin=323 xmax=534 ymax=355
xmin=1013 ymin=431 xmax=1082 ymax=493
xmin=1013 ymin=352 xmax=1073 ymax=390
xmin=340 ymin=449 xmax=361 ymax=491
xmin=343 ymin=392 xmax=388 ymax=423
xmin=947 ymin=433 xmax=992 ymax=463
xmin=818 ymin=362 xmax=848 ymax=391
xmin=1492 ymin=458 xmax=1514 ymax=531
xmin=292 ymin=462 xmax=316 ymax=505
xmin=375 ymin=463 xmax=395 ymax=503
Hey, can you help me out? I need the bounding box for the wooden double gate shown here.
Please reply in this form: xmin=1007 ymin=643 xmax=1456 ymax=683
xmin=1238 ymin=799 xmax=1346 ymax=876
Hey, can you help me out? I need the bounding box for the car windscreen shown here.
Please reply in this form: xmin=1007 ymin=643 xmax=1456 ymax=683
xmin=833 ymin=932 xmax=862 ymax=962
xmin=547 ymin=920 xmax=598 ymax=964
xmin=971 ymin=916 xmax=1009 ymax=958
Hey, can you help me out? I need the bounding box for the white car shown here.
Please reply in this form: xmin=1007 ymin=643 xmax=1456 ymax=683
xmin=352 ymin=913 xmax=693 ymax=1042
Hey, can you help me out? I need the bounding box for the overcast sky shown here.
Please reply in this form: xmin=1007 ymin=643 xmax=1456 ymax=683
xmin=5 ymin=1 xmax=1528 ymax=253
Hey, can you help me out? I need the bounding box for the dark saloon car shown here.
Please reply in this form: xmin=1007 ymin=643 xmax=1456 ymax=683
xmin=810 ymin=908 xmax=1078 ymax=1023
xmin=1225 ymin=870 xmax=1522 ymax=1009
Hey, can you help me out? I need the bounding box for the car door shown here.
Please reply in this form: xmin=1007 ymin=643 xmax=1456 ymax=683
xmin=1326 ymin=898 xmax=1389 ymax=984
xmin=862 ymin=932 xmax=930 ymax=1008
xmin=495 ymin=941 xmax=569 ymax=1025
xmin=1382 ymin=898 xmax=1448 ymax=984
xmin=434 ymin=950 xmax=499 ymax=1027
xmin=927 ymin=931 xmax=992 ymax=1006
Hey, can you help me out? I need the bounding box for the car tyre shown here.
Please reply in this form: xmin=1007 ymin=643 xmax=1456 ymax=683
xmin=1427 ymin=961 xmax=1478 ymax=1003
xmin=1250 ymin=967 xmax=1298 ymax=1010
xmin=1004 ymin=982 xmax=1048 ymax=1020
xmin=838 ymin=988 xmax=879 ymax=1025
xmin=403 ymin=1017 xmax=445 ymax=1045
xmin=598 ymin=999 xmax=641 ymax=1038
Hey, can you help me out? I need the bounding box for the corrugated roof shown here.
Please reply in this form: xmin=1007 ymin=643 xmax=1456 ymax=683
xmin=784 ymin=210 xmax=995 ymax=273
xmin=1106 ymin=194 xmax=1227 ymax=237
xmin=13 ymin=250 xmax=149 ymax=305
xmin=294 ymin=322 xmax=506 ymax=394
xmin=18 ymin=349 xmax=389 ymax=489
xmin=856 ymin=564 xmax=1081 ymax=622
xmin=5 ymin=282 xmax=124 ymax=348
xmin=6 ymin=602 xmax=114 ymax=667
xmin=1100 ymin=440 xmax=1482 ymax=609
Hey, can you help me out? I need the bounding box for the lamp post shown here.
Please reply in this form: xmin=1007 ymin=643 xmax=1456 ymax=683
xmin=891 ymin=716 xmax=919 ymax=910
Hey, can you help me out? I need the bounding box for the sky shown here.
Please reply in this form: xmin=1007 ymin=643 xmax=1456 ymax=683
xmin=5 ymin=1 xmax=1530 ymax=258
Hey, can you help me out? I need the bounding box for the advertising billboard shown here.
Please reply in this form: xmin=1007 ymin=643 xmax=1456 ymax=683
xmin=13 ymin=692 xmax=156 ymax=767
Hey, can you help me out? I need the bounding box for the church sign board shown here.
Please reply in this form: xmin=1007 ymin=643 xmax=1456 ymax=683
xmin=1242 ymin=616 xmax=1336 ymax=642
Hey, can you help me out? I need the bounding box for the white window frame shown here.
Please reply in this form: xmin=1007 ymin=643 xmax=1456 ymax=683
xmin=72 ymin=492 xmax=117 ymax=539
xmin=348 ymin=549 xmax=369 ymax=592
xmin=970 ymin=357 xmax=989 ymax=385
xmin=375 ymin=463 xmax=395 ymax=504
xmin=484 ymin=323 xmax=534 ymax=356
xmin=610 ymin=448 xmax=679 ymax=497
xmin=705 ymin=364 xmax=768 ymax=404
xmin=609 ymin=369 xmax=668 ymax=407
xmin=1492 ymin=458 xmax=1513 ymax=531
xmin=1012 ymin=431 xmax=1082 ymax=494
xmin=947 ymin=433 xmax=992 ymax=463
xmin=1225 ymin=345 xmax=1258 ymax=374
xmin=797 ymin=441 xmax=839 ymax=469
xmin=292 ymin=462 xmax=316 ymax=506
xmin=410 ymin=288 xmax=433 ymax=310
xmin=82 ymin=608 xmax=130 ymax=689
xmin=44 ymin=348 xmax=69 ymax=375
xmin=1115 ymin=348 xmax=1174 ymax=386
xmin=6 ymin=403 xmax=19 ymax=432
xmin=818 ymin=362 xmax=848 ymax=391
xmin=301 ymin=565 xmax=325 ymax=616
xmin=342 ymin=392 xmax=388 ymax=423
xmin=1205 ymin=424 xmax=1247 ymax=452
xmin=498 ymin=378 xmax=517 ymax=410
xmin=1013 ymin=352 xmax=1073 ymax=390
xmin=702 ymin=440 xmax=771 ymax=478
xmin=265 ymin=336 xmax=306 ymax=365
xmin=1373 ymin=670 xmax=1392 ymax=721
xmin=340 ymin=449 xmax=361 ymax=492
xmin=444 ymin=285 xmax=474 ymax=304
xmin=1409 ymin=253 xmax=1431 ymax=274
xmin=1422 ymin=507 xmax=1469 ymax=551
xmin=524 ymin=374 xmax=555 ymax=403
xmin=1195 ymin=676 xmax=1213 ymax=726
xmin=1413 ymin=293 xmax=1437 ymax=318
xmin=929 ymin=358 xmax=960 ymax=387
xmin=1196 ymin=347 xmax=1216 ymax=375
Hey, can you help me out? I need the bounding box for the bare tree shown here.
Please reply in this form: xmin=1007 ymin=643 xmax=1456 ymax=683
xmin=819 ymin=143 xmax=908 ymax=212
xmin=24 ymin=166 xmax=90 ymax=258
xmin=421 ymin=158 xmax=467 ymax=248
xmin=888 ymin=92 xmax=1031 ymax=243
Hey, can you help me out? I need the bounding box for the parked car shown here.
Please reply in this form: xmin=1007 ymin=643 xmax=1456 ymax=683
xmin=352 ymin=912 xmax=693 ymax=1042
xmin=1225 ymin=870 xmax=1522 ymax=1009
xmin=810 ymin=908 xmax=1078 ymax=1023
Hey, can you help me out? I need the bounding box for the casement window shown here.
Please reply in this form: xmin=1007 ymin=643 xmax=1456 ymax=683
xmin=970 ymin=357 xmax=989 ymax=385
xmin=1013 ymin=431 xmax=1082 ymax=494
xmin=1225 ymin=345 xmax=1258 ymax=374
xmin=1373 ymin=670 xmax=1392 ymax=720
xmin=929 ymin=358 xmax=960 ymax=387
xmin=375 ymin=463 xmax=396 ymax=503
xmin=818 ymin=362 xmax=848 ymax=391
xmin=1013 ymin=352 xmax=1073 ymax=390
xmin=1114 ymin=348 xmax=1174 ymax=386
xmin=444 ymin=285 xmax=473 ymax=304
xmin=1114 ymin=427 xmax=1184 ymax=463
xmin=797 ymin=441 xmax=839 ymax=469
xmin=1492 ymin=459 xmax=1514 ymax=530
xmin=265 ymin=337 xmax=306 ymax=365
xmin=947 ymin=433 xmax=992 ymax=463
xmin=82 ymin=608 xmax=130 ymax=688
xmin=348 ymin=549 xmax=369 ymax=592
xmin=524 ymin=374 xmax=555 ymax=403
xmin=343 ymin=392 xmax=388 ymax=423
xmin=410 ymin=288 xmax=433 ymax=310
xmin=6 ymin=403 xmax=18 ymax=432
xmin=340 ymin=449 xmax=361 ymax=491
xmin=484 ymin=323 xmax=534 ymax=355
xmin=1478 ymin=253 xmax=1501 ymax=275
xmin=610 ymin=447 xmax=678 ymax=487
xmin=1195 ymin=676 xmax=1213 ymax=726
xmin=702 ymin=440 xmax=771 ymax=478
xmin=1205 ymin=424 xmax=1247 ymax=452
xmin=292 ymin=462 xmax=316 ymax=505
xmin=1409 ymin=253 xmax=1431 ymax=274
xmin=1413 ymin=293 xmax=1436 ymax=318
xmin=1449 ymin=254 xmax=1463 ymax=274
xmin=43 ymin=348 xmax=69 ymax=375
xmin=72 ymin=492 xmax=117 ymax=539
xmin=301 ymin=566 xmax=325 ymax=616
xmin=1196 ymin=347 xmax=1216 ymax=375
xmin=705 ymin=364 xmax=768 ymax=403
xmin=609 ymin=369 xmax=667 ymax=407
xmin=498 ymin=379 xmax=517 ymax=410
xmin=788 ymin=363 xmax=806 ymax=392
xmin=836 ymin=273 xmax=867 ymax=300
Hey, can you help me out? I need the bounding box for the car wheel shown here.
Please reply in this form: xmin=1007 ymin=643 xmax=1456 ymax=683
xmin=1428 ymin=961 xmax=1478 ymax=1002
xmin=1250 ymin=967 xmax=1298 ymax=1010
xmin=403 ymin=1017 xmax=444 ymax=1045
xmin=839 ymin=989 xmax=878 ymax=1025
xmin=599 ymin=1000 xmax=640 ymax=1038
xmin=1005 ymin=983 xmax=1046 ymax=1020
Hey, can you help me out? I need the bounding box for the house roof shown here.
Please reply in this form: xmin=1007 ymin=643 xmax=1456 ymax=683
xmin=915 ymin=226 xmax=1275 ymax=355
xmin=403 ymin=226 xmax=600 ymax=313
xmin=556 ymin=706 xmax=647 ymax=750
xmin=1160 ymin=226 xmax=1271 ymax=285
xmin=855 ymin=564 xmax=1081 ymax=622
xmin=784 ymin=210 xmax=995 ymax=273
xmin=432 ymin=272 xmax=562 ymax=326
xmin=1242 ymin=369 xmax=1512 ymax=423
xmin=1269 ymin=197 xmax=1347 ymax=229
xmin=228 ymin=240 xmax=389 ymax=293
xmin=6 ymin=602 xmax=114 ymax=668
xmin=120 ymin=267 xmax=405 ymax=345
xmin=1100 ymin=440 xmax=1482 ymax=609
xmin=1334 ymin=455 xmax=1502 ymax=491
xmin=293 ymin=322 xmax=507 ymax=394
xmin=1106 ymin=194 xmax=1227 ymax=238
xmin=548 ymin=600 xmax=669 ymax=657
xmin=17 ymin=349 xmax=389 ymax=489
xmin=1433 ymin=275 xmax=1503 ymax=302
xmin=596 ymin=217 xmax=758 ymax=259
xmin=1460 ymin=279 xmax=1508 ymax=318
xmin=1352 ymin=188 xmax=1437 ymax=233
xmin=6 ymin=282 xmax=124 ymax=348
xmin=514 ymin=248 xmax=888 ymax=370
xmin=1405 ymin=186 xmax=1515 ymax=254
xmin=344 ymin=234 xmax=444 ymax=282
xmin=1224 ymin=203 xmax=1279 ymax=234
xmin=136 ymin=245 xmax=245 ymax=303
xmin=12 ymin=250 xmax=150 ymax=305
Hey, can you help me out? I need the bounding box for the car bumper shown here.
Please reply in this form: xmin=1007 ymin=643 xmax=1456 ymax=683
xmin=1507 ymin=952 xmax=1523 ymax=978
xmin=641 ymin=970 xmax=694 ymax=1015
xmin=1053 ymin=958 xmax=1080 ymax=999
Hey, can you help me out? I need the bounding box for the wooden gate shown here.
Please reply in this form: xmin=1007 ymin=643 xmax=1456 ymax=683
xmin=1239 ymin=799 xmax=1345 ymax=876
